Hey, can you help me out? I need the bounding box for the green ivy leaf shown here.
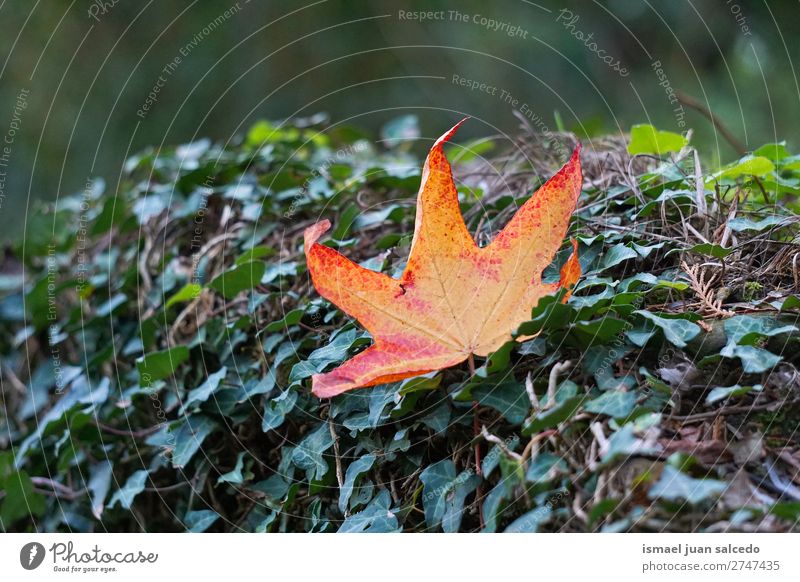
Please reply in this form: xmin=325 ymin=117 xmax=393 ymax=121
xmin=291 ymin=423 xmax=334 ymax=481
xmin=182 ymin=367 xmax=227 ymax=412
xmin=137 ymin=346 xmax=190 ymax=384
xmin=601 ymin=416 xmax=660 ymax=464
xmin=262 ymin=390 xmax=298 ymax=432
xmin=109 ymin=470 xmax=149 ymax=510
xmin=727 ymin=215 xmax=793 ymax=232
xmin=217 ymin=452 xmax=246 ymax=485
xmin=209 ymin=261 xmax=266 ymax=299
xmin=0 ymin=469 xmax=45 ymax=526
xmin=339 ymin=454 xmax=376 ymax=514
xmin=720 ymin=315 xmax=795 ymax=372
xmin=419 ymin=460 xmax=479 ymax=532
xmin=526 ymin=452 xmax=567 ymax=484
xmin=504 ymin=506 xmax=552 ymax=532
xmin=708 ymin=155 xmax=775 ymax=183
xmin=166 ymin=283 xmax=202 ymax=308
xmin=338 ymin=489 xmax=400 ymax=532
xmin=264 ymin=307 xmax=306 ymax=332
xmin=585 ymin=390 xmax=637 ymax=418
xmin=88 ymin=460 xmax=113 ymax=520
xmin=185 ymin=510 xmax=220 ymax=533
xmin=753 ymin=143 xmax=789 ymax=162
xmin=706 ymin=384 xmax=761 ymax=405
xmin=634 ymin=311 xmax=701 ymax=348
xmin=728 ymin=345 xmax=781 ymax=373
xmin=471 ymin=380 xmax=531 ymax=425
xmin=601 ymin=243 xmax=639 ymax=269
xmin=648 ymin=465 xmax=727 ymax=504
xmin=522 ymin=396 xmax=584 ymax=435
xmin=170 ymin=415 xmax=217 ymax=468
xmin=627 ymin=124 xmax=688 ymax=155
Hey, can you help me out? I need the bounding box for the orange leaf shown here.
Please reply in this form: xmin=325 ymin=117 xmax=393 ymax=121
xmin=559 ymin=238 xmax=581 ymax=302
xmin=304 ymin=119 xmax=582 ymax=398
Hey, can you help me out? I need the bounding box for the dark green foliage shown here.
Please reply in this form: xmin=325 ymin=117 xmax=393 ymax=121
xmin=2 ymin=117 xmax=800 ymax=532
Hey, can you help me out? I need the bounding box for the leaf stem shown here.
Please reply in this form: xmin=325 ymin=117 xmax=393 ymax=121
xmin=328 ymin=415 xmax=345 ymax=510
xmin=468 ymin=352 xmax=485 ymax=530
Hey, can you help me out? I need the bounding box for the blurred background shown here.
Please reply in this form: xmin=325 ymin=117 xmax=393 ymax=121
xmin=0 ymin=0 xmax=797 ymax=241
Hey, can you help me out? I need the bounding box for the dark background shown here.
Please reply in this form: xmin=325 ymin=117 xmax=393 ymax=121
xmin=0 ymin=0 xmax=797 ymax=240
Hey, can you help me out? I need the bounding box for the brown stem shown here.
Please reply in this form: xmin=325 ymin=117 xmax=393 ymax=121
xmin=328 ymin=416 xmax=345 ymax=492
xmin=667 ymin=401 xmax=773 ymax=422
xmin=467 ymin=352 xmax=485 ymax=530
xmin=94 ymin=421 xmax=162 ymax=438
xmin=676 ymin=91 xmax=747 ymax=156
xmin=472 ymin=403 xmax=482 ymax=478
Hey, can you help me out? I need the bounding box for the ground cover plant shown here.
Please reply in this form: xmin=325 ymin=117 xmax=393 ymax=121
xmin=1 ymin=115 xmax=799 ymax=532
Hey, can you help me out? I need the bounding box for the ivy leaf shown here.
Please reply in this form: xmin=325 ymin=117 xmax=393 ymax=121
xmin=264 ymin=307 xmax=306 ymax=332
xmin=482 ymin=482 xmax=510 ymax=533
xmin=678 ymin=243 xmax=734 ymax=259
xmin=337 ymin=489 xmax=400 ymax=533
xmin=185 ymin=510 xmax=220 ymax=533
xmin=601 ymin=416 xmax=661 ymax=464
xmin=419 ymin=459 xmax=479 ymax=532
xmin=723 ymin=315 xmax=796 ymax=345
xmin=720 ymin=315 xmax=795 ymax=372
xmin=706 ymin=384 xmax=761 ymax=405
xmin=585 ymin=390 xmax=637 ymax=418
xmin=634 ymin=310 xmax=700 ymax=348
xmin=109 ymin=470 xmax=149 ymax=510
xmin=727 ymin=215 xmax=793 ymax=232
xmin=526 ymin=452 xmax=567 ymax=484
xmin=648 ymin=465 xmax=727 ymax=504
xmin=0 ymin=470 xmax=45 ymax=525
xmin=288 ymin=329 xmax=368 ymax=385
xmin=209 ymin=261 xmax=266 ymax=299
xmin=170 ymin=415 xmax=217 ymax=468
xmin=262 ymin=390 xmax=298 ymax=432
xmin=182 ymin=366 xmax=227 ymax=412
xmin=166 ymin=283 xmax=202 ymax=308
xmin=398 ymin=374 xmax=441 ymax=395
xmin=16 ymin=376 xmax=109 ymax=461
xmin=504 ymin=506 xmax=552 ymax=532
xmin=470 ymin=380 xmax=531 ymax=425
xmin=88 ymin=460 xmax=114 ymax=519
xmin=627 ymin=124 xmax=687 ymax=155
xmin=137 ymin=346 xmax=190 ymax=385
xmin=753 ymin=143 xmax=789 ymax=162
xmin=708 ymin=155 xmax=775 ymax=183
xmin=291 ymin=423 xmax=334 ymax=481
xmin=339 ymin=454 xmax=376 ymax=514
xmin=727 ymin=346 xmax=781 ymax=373
xmin=601 ymin=243 xmax=638 ymax=269
xmin=217 ymin=452 xmax=246 ymax=485
xmin=522 ymin=396 xmax=584 ymax=435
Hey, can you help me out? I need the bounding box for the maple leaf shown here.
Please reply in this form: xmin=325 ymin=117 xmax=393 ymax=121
xmin=304 ymin=119 xmax=582 ymax=398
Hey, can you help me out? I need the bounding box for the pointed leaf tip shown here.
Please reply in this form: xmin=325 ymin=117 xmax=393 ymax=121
xmin=304 ymin=219 xmax=331 ymax=252
xmin=567 ymin=142 xmax=582 ymax=172
xmin=433 ymin=117 xmax=470 ymax=149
